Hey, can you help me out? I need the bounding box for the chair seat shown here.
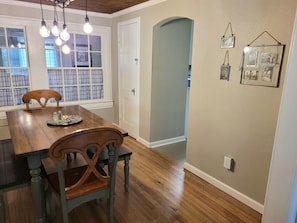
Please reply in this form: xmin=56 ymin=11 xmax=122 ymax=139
xmin=46 ymin=164 xmax=109 ymax=200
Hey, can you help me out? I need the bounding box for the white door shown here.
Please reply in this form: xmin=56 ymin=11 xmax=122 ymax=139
xmin=118 ymin=18 xmax=140 ymax=139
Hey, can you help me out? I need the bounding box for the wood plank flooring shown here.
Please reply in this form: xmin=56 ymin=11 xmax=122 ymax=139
xmin=4 ymin=136 xmax=262 ymax=223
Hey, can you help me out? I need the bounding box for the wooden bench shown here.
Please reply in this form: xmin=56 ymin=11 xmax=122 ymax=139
xmin=0 ymin=139 xmax=31 ymax=223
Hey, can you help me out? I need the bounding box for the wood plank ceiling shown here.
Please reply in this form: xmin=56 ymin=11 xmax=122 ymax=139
xmin=18 ymin=0 xmax=149 ymax=14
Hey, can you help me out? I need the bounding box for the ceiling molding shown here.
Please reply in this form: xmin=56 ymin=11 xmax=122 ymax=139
xmin=0 ymin=0 xmax=111 ymax=18
xmin=0 ymin=0 xmax=167 ymax=18
xmin=112 ymin=0 xmax=168 ymax=17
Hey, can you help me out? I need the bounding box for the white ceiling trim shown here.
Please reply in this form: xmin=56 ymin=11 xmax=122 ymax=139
xmin=112 ymin=0 xmax=168 ymax=17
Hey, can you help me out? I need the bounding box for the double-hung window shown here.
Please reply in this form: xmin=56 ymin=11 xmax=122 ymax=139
xmin=44 ymin=32 xmax=105 ymax=103
xmin=0 ymin=27 xmax=29 ymax=107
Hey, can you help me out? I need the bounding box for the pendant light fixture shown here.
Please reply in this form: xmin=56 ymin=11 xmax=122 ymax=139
xmin=60 ymin=3 xmax=70 ymax=42
xmin=83 ymin=0 xmax=93 ymax=34
xmin=39 ymin=0 xmax=93 ymax=54
xmin=39 ymin=0 xmax=50 ymax=38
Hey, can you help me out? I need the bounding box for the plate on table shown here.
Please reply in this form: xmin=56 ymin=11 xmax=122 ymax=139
xmin=47 ymin=115 xmax=83 ymax=126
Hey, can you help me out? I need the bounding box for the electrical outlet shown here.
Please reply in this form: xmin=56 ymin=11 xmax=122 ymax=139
xmin=224 ymin=156 xmax=233 ymax=170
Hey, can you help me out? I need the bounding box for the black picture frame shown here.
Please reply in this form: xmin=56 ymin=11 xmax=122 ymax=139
xmin=240 ymin=44 xmax=285 ymax=87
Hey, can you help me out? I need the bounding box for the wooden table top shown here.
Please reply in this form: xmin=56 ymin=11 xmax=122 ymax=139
xmin=6 ymin=105 xmax=128 ymax=158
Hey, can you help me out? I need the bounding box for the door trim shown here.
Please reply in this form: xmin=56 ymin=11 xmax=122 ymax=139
xmin=117 ymin=17 xmax=140 ymax=140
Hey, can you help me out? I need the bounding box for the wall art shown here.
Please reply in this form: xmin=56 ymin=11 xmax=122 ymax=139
xmin=241 ymin=44 xmax=284 ymax=87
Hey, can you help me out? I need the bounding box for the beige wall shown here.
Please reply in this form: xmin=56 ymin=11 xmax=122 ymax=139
xmin=112 ymin=0 xmax=297 ymax=205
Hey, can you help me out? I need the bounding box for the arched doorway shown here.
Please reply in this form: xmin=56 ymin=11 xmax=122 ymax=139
xmin=150 ymin=17 xmax=193 ymax=163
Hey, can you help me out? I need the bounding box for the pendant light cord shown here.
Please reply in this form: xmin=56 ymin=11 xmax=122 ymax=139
xmin=85 ymin=0 xmax=88 ymax=16
xmin=40 ymin=0 xmax=45 ymax=20
xmin=62 ymin=2 xmax=66 ymax=26
xmin=54 ymin=1 xmax=58 ymax=22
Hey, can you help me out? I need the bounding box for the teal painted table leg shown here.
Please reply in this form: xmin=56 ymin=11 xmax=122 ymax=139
xmin=28 ymin=156 xmax=46 ymax=223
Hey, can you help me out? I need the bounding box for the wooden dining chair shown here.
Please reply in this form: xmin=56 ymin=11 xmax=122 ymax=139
xmin=22 ymin=89 xmax=62 ymax=109
xmin=43 ymin=127 xmax=123 ymax=223
xmin=22 ymin=89 xmax=76 ymax=161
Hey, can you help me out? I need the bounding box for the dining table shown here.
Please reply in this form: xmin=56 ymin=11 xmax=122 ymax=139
xmin=6 ymin=105 xmax=128 ymax=223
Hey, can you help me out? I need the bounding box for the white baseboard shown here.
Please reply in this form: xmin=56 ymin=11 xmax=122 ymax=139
xmin=138 ymin=136 xmax=186 ymax=148
xmin=184 ymin=162 xmax=264 ymax=214
xmin=137 ymin=137 xmax=150 ymax=147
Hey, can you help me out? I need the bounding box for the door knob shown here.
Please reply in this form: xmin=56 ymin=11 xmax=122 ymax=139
xmin=131 ymin=88 xmax=135 ymax=95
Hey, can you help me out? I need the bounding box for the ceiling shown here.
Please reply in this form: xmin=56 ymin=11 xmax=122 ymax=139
xmin=18 ymin=0 xmax=150 ymax=14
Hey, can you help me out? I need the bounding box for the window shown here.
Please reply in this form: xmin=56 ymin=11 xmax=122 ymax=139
xmin=0 ymin=27 xmax=30 ymax=106
xmin=45 ymin=33 xmax=104 ymax=103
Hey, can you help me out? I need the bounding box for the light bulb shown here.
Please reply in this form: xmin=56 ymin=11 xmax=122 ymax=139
xmin=51 ymin=21 xmax=59 ymax=37
xmin=83 ymin=16 xmax=93 ymax=34
xmin=55 ymin=37 xmax=63 ymax=46
xmin=62 ymin=44 xmax=70 ymax=54
xmin=60 ymin=25 xmax=70 ymax=41
xmin=83 ymin=21 xmax=93 ymax=34
xmin=39 ymin=20 xmax=50 ymax=38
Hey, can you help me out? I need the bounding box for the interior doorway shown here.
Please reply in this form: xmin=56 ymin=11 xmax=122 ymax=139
xmin=150 ymin=17 xmax=193 ymax=163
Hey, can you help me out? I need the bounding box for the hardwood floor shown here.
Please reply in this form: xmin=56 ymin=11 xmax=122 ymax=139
xmin=4 ymin=136 xmax=262 ymax=223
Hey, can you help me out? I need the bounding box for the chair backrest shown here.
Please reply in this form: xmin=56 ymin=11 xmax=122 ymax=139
xmin=22 ymin=89 xmax=62 ymax=109
xmin=48 ymin=127 xmax=123 ymax=200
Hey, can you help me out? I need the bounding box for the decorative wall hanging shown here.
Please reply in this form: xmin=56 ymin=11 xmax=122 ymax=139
xmin=240 ymin=31 xmax=285 ymax=87
xmin=221 ymin=22 xmax=235 ymax=48
xmin=220 ymin=50 xmax=230 ymax=81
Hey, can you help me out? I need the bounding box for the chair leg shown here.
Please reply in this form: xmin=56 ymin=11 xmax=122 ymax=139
xmin=62 ymin=211 xmax=68 ymax=223
xmin=107 ymin=197 xmax=114 ymax=223
xmin=66 ymin=153 xmax=77 ymax=162
xmin=61 ymin=198 xmax=69 ymax=223
xmin=124 ymin=157 xmax=130 ymax=192
xmin=0 ymin=190 xmax=5 ymax=223
xmin=66 ymin=153 xmax=72 ymax=162
xmin=45 ymin=187 xmax=56 ymax=221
